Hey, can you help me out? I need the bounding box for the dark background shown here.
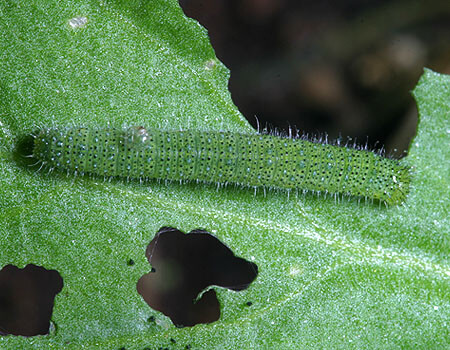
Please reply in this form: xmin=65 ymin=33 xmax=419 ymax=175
xmin=179 ymin=0 xmax=450 ymax=156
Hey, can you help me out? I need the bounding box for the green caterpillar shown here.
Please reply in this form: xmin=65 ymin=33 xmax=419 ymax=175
xmin=31 ymin=126 xmax=410 ymax=205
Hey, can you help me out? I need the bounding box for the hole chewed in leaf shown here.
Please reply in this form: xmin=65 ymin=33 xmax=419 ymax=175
xmin=137 ymin=227 xmax=258 ymax=327
xmin=0 ymin=264 xmax=63 ymax=336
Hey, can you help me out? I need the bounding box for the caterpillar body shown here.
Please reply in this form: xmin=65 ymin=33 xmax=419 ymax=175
xmin=32 ymin=126 xmax=410 ymax=205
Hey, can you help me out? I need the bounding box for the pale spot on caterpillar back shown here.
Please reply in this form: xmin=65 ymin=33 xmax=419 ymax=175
xmin=31 ymin=126 xmax=411 ymax=205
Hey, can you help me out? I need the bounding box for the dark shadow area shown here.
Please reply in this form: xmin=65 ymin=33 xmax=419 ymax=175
xmin=0 ymin=264 xmax=63 ymax=336
xmin=137 ymin=227 xmax=258 ymax=327
xmin=179 ymin=0 xmax=450 ymax=156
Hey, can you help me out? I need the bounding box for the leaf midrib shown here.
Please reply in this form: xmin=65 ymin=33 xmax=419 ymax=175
xmin=97 ymin=182 xmax=450 ymax=280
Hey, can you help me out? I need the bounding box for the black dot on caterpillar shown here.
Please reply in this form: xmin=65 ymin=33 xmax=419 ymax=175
xmin=29 ymin=126 xmax=410 ymax=205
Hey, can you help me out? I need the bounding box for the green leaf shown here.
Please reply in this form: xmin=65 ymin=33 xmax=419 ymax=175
xmin=0 ymin=0 xmax=449 ymax=349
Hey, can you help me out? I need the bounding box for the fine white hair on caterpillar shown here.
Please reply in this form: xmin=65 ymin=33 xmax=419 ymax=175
xmin=30 ymin=126 xmax=411 ymax=205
